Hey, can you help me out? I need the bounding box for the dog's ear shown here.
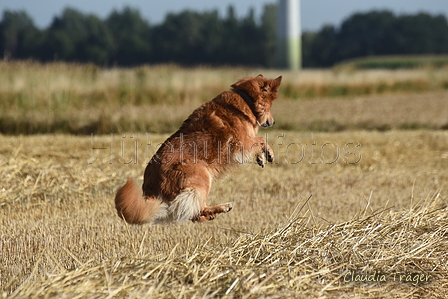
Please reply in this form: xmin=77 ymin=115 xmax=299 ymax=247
xmin=231 ymin=76 xmax=262 ymax=93
xmin=270 ymin=76 xmax=282 ymax=93
xmin=231 ymin=78 xmax=250 ymax=91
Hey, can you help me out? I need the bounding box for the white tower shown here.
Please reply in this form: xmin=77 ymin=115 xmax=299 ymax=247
xmin=276 ymin=0 xmax=301 ymax=70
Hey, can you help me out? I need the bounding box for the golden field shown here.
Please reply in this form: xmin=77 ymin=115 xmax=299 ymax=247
xmin=1 ymin=61 xmax=448 ymax=134
xmin=1 ymin=63 xmax=448 ymax=298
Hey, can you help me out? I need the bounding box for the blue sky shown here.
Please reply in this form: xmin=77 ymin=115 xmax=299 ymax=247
xmin=1 ymin=0 xmax=448 ymax=31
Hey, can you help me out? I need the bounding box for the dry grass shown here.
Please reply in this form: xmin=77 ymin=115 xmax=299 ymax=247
xmin=337 ymin=54 xmax=448 ymax=69
xmin=1 ymin=130 xmax=447 ymax=298
xmin=274 ymin=91 xmax=448 ymax=131
xmin=1 ymin=61 xmax=448 ymax=134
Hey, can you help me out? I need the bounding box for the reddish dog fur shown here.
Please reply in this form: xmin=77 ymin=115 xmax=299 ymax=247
xmin=115 ymin=74 xmax=282 ymax=224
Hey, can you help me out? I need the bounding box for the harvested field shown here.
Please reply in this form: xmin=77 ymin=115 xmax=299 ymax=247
xmin=1 ymin=61 xmax=448 ymax=134
xmin=1 ymin=130 xmax=447 ymax=298
xmin=1 ymin=63 xmax=447 ymax=297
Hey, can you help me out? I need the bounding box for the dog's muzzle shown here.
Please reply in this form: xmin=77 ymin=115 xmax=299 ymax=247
xmin=257 ymin=119 xmax=275 ymax=128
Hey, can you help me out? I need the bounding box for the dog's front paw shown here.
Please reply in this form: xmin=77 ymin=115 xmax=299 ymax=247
xmin=257 ymin=147 xmax=274 ymax=167
xmin=257 ymin=155 xmax=266 ymax=168
xmin=265 ymin=147 xmax=274 ymax=163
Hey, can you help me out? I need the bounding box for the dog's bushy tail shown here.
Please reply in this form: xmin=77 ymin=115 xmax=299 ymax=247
xmin=115 ymin=178 xmax=167 ymax=224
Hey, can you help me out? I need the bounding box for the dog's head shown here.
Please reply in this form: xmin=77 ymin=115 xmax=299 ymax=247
xmin=231 ymin=74 xmax=282 ymax=128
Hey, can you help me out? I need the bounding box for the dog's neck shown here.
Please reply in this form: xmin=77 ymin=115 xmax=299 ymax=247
xmin=232 ymin=89 xmax=257 ymax=119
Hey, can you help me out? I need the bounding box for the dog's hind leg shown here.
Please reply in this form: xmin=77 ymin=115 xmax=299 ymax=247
xmin=168 ymin=165 xmax=233 ymax=222
xmin=164 ymin=166 xmax=212 ymax=222
xmin=165 ymin=187 xmax=202 ymax=222
xmin=162 ymin=165 xmax=233 ymax=223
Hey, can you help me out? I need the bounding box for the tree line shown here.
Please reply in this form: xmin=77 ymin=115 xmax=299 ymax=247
xmin=1 ymin=5 xmax=448 ymax=68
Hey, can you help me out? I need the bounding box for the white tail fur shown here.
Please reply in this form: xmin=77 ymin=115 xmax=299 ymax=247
xmin=162 ymin=188 xmax=202 ymax=222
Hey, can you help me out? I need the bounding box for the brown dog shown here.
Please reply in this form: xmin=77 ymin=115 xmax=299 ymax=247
xmin=115 ymin=74 xmax=282 ymax=224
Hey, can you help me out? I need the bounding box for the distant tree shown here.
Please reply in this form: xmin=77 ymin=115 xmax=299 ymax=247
xmin=199 ymin=10 xmax=224 ymax=64
xmin=260 ymin=4 xmax=277 ymax=68
xmin=306 ymin=25 xmax=339 ymax=67
xmin=301 ymin=31 xmax=317 ymax=67
xmin=238 ymin=8 xmax=265 ymax=66
xmin=42 ymin=9 xmax=112 ymax=64
xmin=40 ymin=8 xmax=89 ymax=61
xmin=305 ymin=10 xmax=448 ymax=67
xmin=336 ymin=10 xmax=396 ymax=59
xmin=77 ymin=14 xmax=113 ymax=65
xmin=392 ymin=13 xmax=448 ymax=54
xmin=219 ymin=5 xmax=241 ymax=65
xmin=151 ymin=10 xmax=214 ymax=64
xmin=106 ymin=7 xmax=151 ymax=66
xmin=2 ymin=6 xmax=448 ymax=67
xmin=38 ymin=8 xmax=113 ymax=64
xmin=149 ymin=5 xmax=271 ymax=67
xmin=0 ymin=10 xmax=42 ymax=60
